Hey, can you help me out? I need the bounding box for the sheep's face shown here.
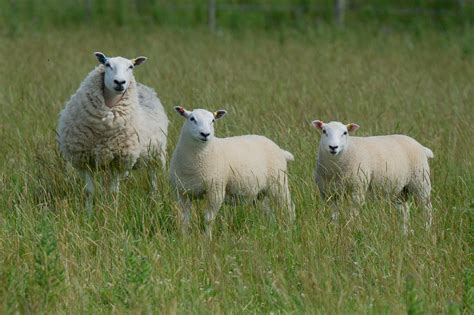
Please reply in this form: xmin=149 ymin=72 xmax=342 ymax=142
xmin=312 ymin=120 xmax=359 ymax=156
xmin=94 ymin=52 xmax=147 ymax=94
xmin=175 ymin=107 xmax=227 ymax=143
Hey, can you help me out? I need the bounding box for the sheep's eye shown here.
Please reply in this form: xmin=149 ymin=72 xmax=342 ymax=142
xmin=212 ymin=119 xmax=215 ymax=123
xmin=105 ymin=63 xmax=111 ymax=68
xmin=322 ymin=129 xmax=326 ymax=134
xmin=128 ymin=65 xmax=134 ymax=70
xmin=343 ymin=131 xmax=348 ymax=135
xmin=190 ymin=117 xmax=195 ymax=122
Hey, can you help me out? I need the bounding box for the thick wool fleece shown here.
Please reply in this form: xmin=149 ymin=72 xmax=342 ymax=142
xmin=57 ymin=65 xmax=168 ymax=170
xmin=170 ymin=134 xmax=293 ymax=203
xmin=315 ymin=134 xmax=433 ymax=199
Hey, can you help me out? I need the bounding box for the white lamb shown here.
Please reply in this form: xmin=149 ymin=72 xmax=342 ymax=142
xmin=170 ymin=106 xmax=296 ymax=237
xmin=57 ymin=52 xmax=168 ymax=211
xmin=312 ymin=120 xmax=433 ymax=233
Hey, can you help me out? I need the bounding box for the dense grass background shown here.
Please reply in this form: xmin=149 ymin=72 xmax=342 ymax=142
xmin=1 ymin=0 xmax=473 ymax=35
xmin=0 ymin=24 xmax=473 ymax=313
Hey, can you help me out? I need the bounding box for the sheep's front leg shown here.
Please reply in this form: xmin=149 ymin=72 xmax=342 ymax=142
xmin=110 ymin=167 xmax=132 ymax=208
xmin=80 ymin=170 xmax=95 ymax=214
xmin=349 ymin=181 xmax=368 ymax=219
xmin=109 ymin=170 xmax=123 ymax=194
xmin=177 ymin=193 xmax=192 ymax=234
xmin=319 ymin=185 xmax=339 ymax=222
xmin=204 ymin=188 xmax=225 ymax=239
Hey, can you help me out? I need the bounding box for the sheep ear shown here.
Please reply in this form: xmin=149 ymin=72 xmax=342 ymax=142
xmin=347 ymin=123 xmax=360 ymax=132
xmin=213 ymin=110 xmax=227 ymax=120
xmin=175 ymin=106 xmax=190 ymax=118
xmin=312 ymin=120 xmax=324 ymax=130
xmin=132 ymin=56 xmax=147 ymax=67
xmin=94 ymin=52 xmax=107 ymax=65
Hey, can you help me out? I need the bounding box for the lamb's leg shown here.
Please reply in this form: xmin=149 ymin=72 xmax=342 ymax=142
xmin=80 ymin=170 xmax=95 ymax=214
xmin=177 ymin=193 xmax=192 ymax=234
xmin=204 ymin=189 xmax=225 ymax=240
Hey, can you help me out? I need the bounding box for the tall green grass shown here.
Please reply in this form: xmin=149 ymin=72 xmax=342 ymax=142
xmin=0 ymin=27 xmax=472 ymax=313
xmin=1 ymin=0 xmax=473 ymax=35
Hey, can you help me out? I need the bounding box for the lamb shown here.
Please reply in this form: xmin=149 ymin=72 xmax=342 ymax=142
xmin=170 ymin=106 xmax=296 ymax=237
xmin=57 ymin=52 xmax=168 ymax=211
xmin=312 ymin=120 xmax=433 ymax=233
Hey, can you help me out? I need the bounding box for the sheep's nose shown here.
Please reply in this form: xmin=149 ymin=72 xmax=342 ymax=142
xmin=114 ymin=79 xmax=126 ymax=85
xmin=329 ymin=145 xmax=338 ymax=150
xmin=200 ymin=132 xmax=210 ymax=138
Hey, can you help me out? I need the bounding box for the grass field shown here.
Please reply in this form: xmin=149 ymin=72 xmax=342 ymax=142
xmin=0 ymin=26 xmax=472 ymax=313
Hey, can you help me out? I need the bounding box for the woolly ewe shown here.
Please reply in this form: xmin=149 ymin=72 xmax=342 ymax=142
xmin=170 ymin=107 xmax=295 ymax=237
xmin=57 ymin=52 xmax=168 ymax=211
xmin=312 ymin=120 xmax=433 ymax=233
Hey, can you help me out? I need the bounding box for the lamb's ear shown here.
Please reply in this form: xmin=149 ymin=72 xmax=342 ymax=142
xmin=94 ymin=52 xmax=107 ymax=65
xmin=132 ymin=56 xmax=147 ymax=67
xmin=174 ymin=106 xmax=190 ymax=118
xmin=312 ymin=120 xmax=324 ymax=130
xmin=213 ymin=110 xmax=227 ymax=120
xmin=347 ymin=123 xmax=360 ymax=133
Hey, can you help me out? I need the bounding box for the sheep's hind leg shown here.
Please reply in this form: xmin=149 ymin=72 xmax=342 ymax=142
xmin=396 ymin=200 xmax=410 ymax=235
xmin=411 ymin=169 xmax=433 ymax=230
xmin=414 ymin=188 xmax=433 ymax=230
xmin=261 ymin=197 xmax=273 ymax=218
xmin=273 ymin=180 xmax=296 ymax=223
xmin=267 ymin=175 xmax=295 ymax=224
xmin=149 ymin=152 xmax=166 ymax=194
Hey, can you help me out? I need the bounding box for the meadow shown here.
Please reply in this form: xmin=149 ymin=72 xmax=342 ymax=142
xmin=0 ymin=25 xmax=472 ymax=313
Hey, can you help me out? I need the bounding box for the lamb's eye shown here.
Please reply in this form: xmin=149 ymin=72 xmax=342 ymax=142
xmin=343 ymin=131 xmax=348 ymax=135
